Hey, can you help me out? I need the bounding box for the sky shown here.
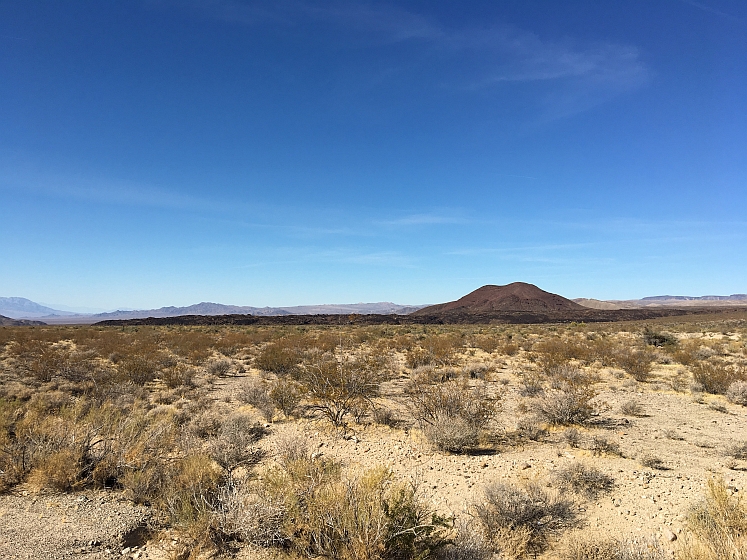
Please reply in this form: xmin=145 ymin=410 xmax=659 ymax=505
xmin=1 ymin=0 xmax=746 ymax=310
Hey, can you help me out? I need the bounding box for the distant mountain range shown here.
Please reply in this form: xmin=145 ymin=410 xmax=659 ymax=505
xmin=0 ymin=297 xmax=426 ymax=324
xmin=2 ymin=290 xmax=745 ymax=325
xmin=574 ymin=294 xmax=747 ymax=310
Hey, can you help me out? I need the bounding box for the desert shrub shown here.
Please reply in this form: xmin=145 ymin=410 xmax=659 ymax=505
xmin=27 ymin=448 xmax=81 ymax=491
xmin=534 ymin=338 xmax=589 ymax=371
xmin=642 ymin=327 xmax=678 ymax=347
xmin=616 ymin=349 xmax=654 ymax=382
xmin=678 ymin=478 xmax=747 ymax=560
xmin=726 ymin=381 xmax=747 ymax=405
xmin=244 ymin=458 xmax=449 ymax=559
xmin=558 ymin=534 xmax=667 ymax=560
xmin=725 ymin=441 xmax=747 ymax=460
xmin=553 ymin=462 xmax=614 ymax=498
xmin=237 ymin=377 xmax=275 ymax=421
xmin=207 ymin=414 xmax=266 ymax=477
xmin=423 ymin=413 xmax=479 ymax=453
xmin=435 ymin=520 xmax=492 ymax=560
xmin=587 ymin=336 xmax=619 ymax=366
xmin=117 ymin=354 xmax=159 ymax=385
xmin=11 ymin=340 xmax=69 ymax=382
xmin=471 ymin=335 xmax=500 ymax=354
xmin=619 ymin=399 xmax=645 ymax=417
xmin=372 ymin=406 xmax=398 ymax=427
xmin=518 ymin=370 xmax=544 ymax=397
xmin=254 ymin=339 xmax=302 ymax=375
xmin=500 ymin=341 xmax=520 ymax=356
xmin=472 ymin=481 xmax=578 ymax=557
xmin=639 ymin=453 xmax=666 ymax=470
xmin=206 ymin=358 xmax=232 ymax=377
xmin=161 ymin=362 xmax=195 ymax=389
xmin=692 ymin=360 xmax=746 ymax=394
xmin=589 ymin=435 xmax=623 ymax=457
xmin=535 ymin=366 xmax=600 ymax=425
xmin=162 ymin=453 xmax=224 ymax=532
xmin=563 ymin=427 xmax=583 ymax=448
xmin=275 ymin=432 xmax=310 ymax=466
xmin=294 ymin=349 xmax=392 ymax=427
xmin=515 ymin=416 xmax=548 ymax=442
xmin=268 ymin=378 xmax=304 ymax=418
xmin=409 ymin=380 xmax=499 ymax=452
xmin=406 ymin=334 xmax=462 ymax=368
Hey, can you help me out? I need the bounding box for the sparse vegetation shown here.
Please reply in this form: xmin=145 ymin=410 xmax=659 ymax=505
xmin=1 ymin=319 xmax=746 ymax=558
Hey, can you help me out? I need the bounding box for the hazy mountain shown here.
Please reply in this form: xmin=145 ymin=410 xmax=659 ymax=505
xmin=0 ymin=297 xmax=77 ymax=319
xmin=574 ymin=294 xmax=747 ymax=309
xmin=5 ymin=299 xmax=428 ymax=324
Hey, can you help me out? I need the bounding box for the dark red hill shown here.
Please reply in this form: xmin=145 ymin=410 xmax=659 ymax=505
xmin=412 ymin=282 xmax=584 ymax=315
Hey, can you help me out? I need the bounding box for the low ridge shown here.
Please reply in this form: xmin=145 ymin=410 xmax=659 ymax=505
xmin=413 ymin=282 xmax=584 ymax=315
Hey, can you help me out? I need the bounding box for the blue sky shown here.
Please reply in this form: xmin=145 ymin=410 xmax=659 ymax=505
xmin=1 ymin=0 xmax=745 ymax=309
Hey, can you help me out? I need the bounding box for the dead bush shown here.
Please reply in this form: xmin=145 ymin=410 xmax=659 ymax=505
xmin=553 ymin=462 xmax=615 ymax=498
xmin=726 ymin=381 xmax=747 ymax=405
xmin=724 ymin=441 xmax=747 ymax=460
xmin=563 ymin=427 xmax=583 ymax=448
xmin=423 ymin=413 xmax=479 ymax=453
xmin=472 ymin=481 xmax=578 ymax=557
xmin=268 ymin=378 xmax=304 ymax=418
xmin=372 ymin=406 xmax=398 ymax=427
xmin=692 ymin=360 xmax=746 ymax=394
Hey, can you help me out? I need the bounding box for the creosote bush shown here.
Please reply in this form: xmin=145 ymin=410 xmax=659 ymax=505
xmin=692 ymin=360 xmax=745 ymax=395
xmin=616 ymin=349 xmax=654 ymax=382
xmin=293 ymin=348 xmax=392 ymax=427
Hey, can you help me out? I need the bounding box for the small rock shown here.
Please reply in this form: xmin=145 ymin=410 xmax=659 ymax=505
xmin=520 ymin=462 xmax=532 ymax=470
xmin=663 ymin=529 xmax=677 ymax=542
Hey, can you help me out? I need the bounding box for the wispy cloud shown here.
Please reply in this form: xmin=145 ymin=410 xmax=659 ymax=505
xmin=165 ymin=1 xmax=650 ymax=120
xmin=377 ymin=212 xmax=467 ymax=227
xmin=676 ymin=0 xmax=740 ymax=21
